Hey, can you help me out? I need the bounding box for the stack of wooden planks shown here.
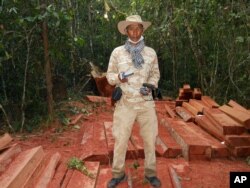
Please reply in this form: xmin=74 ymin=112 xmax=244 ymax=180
xmin=175 ymin=91 xmax=250 ymax=158
xmin=0 ymin=133 xmax=63 ymax=188
xmin=176 ymin=84 xmax=202 ymax=106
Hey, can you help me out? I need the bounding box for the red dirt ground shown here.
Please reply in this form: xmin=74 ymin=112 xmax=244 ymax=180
xmin=11 ymin=99 xmax=250 ymax=188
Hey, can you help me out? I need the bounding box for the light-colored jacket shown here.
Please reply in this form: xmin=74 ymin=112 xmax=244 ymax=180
xmin=106 ymin=45 xmax=160 ymax=108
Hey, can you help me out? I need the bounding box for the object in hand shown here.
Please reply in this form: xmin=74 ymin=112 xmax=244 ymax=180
xmin=142 ymin=83 xmax=156 ymax=90
xmin=119 ymin=70 xmax=134 ymax=80
xmin=140 ymin=87 xmax=151 ymax=96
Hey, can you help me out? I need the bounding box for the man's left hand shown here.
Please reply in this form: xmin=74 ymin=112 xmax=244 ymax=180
xmin=140 ymin=87 xmax=151 ymax=96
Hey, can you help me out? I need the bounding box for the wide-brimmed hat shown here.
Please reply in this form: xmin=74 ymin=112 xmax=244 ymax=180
xmin=117 ymin=15 xmax=151 ymax=35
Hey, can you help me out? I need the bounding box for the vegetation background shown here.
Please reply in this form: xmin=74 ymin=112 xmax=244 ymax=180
xmin=0 ymin=0 xmax=249 ymax=132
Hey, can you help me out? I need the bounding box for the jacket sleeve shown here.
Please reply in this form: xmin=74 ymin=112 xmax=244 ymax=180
xmin=106 ymin=49 xmax=121 ymax=86
xmin=147 ymin=53 xmax=160 ymax=88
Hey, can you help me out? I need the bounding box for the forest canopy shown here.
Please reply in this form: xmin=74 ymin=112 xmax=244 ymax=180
xmin=0 ymin=0 xmax=249 ymax=132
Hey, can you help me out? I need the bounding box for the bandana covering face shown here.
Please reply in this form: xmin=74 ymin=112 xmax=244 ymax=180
xmin=124 ymin=36 xmax=145 ymax=69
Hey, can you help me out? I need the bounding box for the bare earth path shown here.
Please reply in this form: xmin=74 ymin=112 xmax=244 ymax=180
xmin=1 ymin=97 xmax=249 ymax=188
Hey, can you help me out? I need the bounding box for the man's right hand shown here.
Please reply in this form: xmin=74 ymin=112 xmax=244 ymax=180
xmin=118 ymin=72 xmax=128 ymax=83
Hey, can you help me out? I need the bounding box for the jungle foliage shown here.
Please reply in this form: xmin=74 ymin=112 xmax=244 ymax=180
xmin=0 ymin=0 xmax=249 ymax=132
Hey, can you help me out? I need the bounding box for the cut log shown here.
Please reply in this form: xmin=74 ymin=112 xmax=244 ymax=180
xmin=195 ymin=115 xmax=225 ymax=141
xmin=169 ymin=166 xmax=182 ymax=188
xmin=60 ymin=169 xmax=74 ymax=188
xmin=155 ymin=136 xmax=168 ymax=157
xmin=183 ymin=84 xmax=191 ymax=92
xmin=0 ymin=133 xmax=13 ymax=151
xmin=0 ymin=146 xmax=44 ymax=188
xmin=164 ymin=104 xmax=177 ymax=118
xmin=103 ymin=122 xmax=115 ymax=157
xmin=175 ymin=106 xmax=194 ymax=122
xmin=175 ymin=98 xmax=188 ymax=107
xmin=193 ymin=88 xmax=202 ymax=100
xmin=179 ymin=87 xmax=193 ymax=100
xmin=0 ymin=144 xmax=22 ymax=173
xmin=85 ymin=95 xmax=111 ymax=106
xmin=92 ymin=76 xmax=115 ymax=97
xmin=228 ymin=100 xmax=250 ymax=115
xmin=204 ymin=108 xmax=245 ymax=135
xmin=89 ymin=62 xmax=115 ymax=97
xmin=81 ymin=123 xmax=109 ymax=164
xmin=34 ymin=152 xmax=61 ymax=188
xmin=189 ymin=99 xmax=208 ymax=113
xmin=69 ymin=114 xmax=84 ymax=125
xmin=66 ymin=161 xmax=100 ymax=188
xmin=182 ymin=102 xmax=201 ymax=116
xmin=80 ymin=122 xmax=110 ymax=164
xmin=219 ymin=105 xmax=250 ymax=129
xmin=201 ymin=96 xmax=219 ymax=108
xmin=48 ymin=159 xmax=68 ymax=188
xmin=80 ymin=121 xmax=95 ymax=160
xmin=225 ymin=135 xmax=250 ymax=157
xmin=186 ymin=122 xmax=228 ymax=158
xmin=158 ymin=121 xmax=182 ymax=158
xmin=163 ymin=118 xmax=212 ymax=161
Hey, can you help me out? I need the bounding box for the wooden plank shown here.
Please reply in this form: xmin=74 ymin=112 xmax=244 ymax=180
xmin=0 ymin=144 xmax=22 ymax=173
xmin=69 ymin=114 xmax=84 ymax=125
xmin=164 ymin=104 xmax=177 ymax=118
xmin=158 ymin=121 xmax=182 ymax=158
xmin=66 ymin=161 xmax=100 ymax=188
xmin=163 ymin=118 xmax=212 ymax=161
xmin=34 ymin=152 xmax=61 ymax=188
xmin=85 ymin=95 xmax=111 ymax=105
xmin=155 ymin=136 xmax=168 ymax=157
xmin=48 ymin=160 xmax=68 ymax=188
xmin=175 ymin=98 xmax=188 ymax=107
xmin=201 ymin=96 xmax=219 ymax=108
xmin=225 ymin=135 xmax=250 ymax=157
xmin=219 ymin=105 xmax=250 ymax=129
xmin=194 ymin=115 xmax=225 ymax=141
xmin=103 ymin=122 xmax=115 ymax=157
xmin=182 ymin=102 xmax=201 ymax=116
xmin=189 ymin=99 xmax=207 ymax=113
xmin=175 ymin=106 xmax=194 ymax=122
xmin=95 ymin=166 xmax=128 ymax=188
xmin=0 ymin=146 xmax=44 ymax=188
xmin=127 ymin=158 xmax=174 ymax=188
xmin=193 ymin=88 xmax=202 ymax=100
xmin=169 ymin=166 xmax=181 ymax=188
xmin=228 ymin=100 xmax=250 ymax=115
xmin=225 ymin=135 xmax=250 ymax=147
xmin=186 ymin=122 xmax=228 ymax=158
xmin=0 ymin=133 xmax=13 ymax=150
xmin=204 ymin=108 xmax=245 ymax=135
xmin=81 ymin=123 xmax=109 ymax=164
xmin=80 ymin=123 xmax=95 ymax=160
xmin=61 ymin=169 xmax=74 ymax=188
xmin=103 ymin=122 xmax=135 ymax=161
xmin=183 ymin=84 xmax=191 ymax=92
xmin=23 ymin=152 xmax=51 ymax=188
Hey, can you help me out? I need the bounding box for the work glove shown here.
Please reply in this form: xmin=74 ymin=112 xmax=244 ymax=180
xmin=139 ymin=86 xmax=151 ymax=96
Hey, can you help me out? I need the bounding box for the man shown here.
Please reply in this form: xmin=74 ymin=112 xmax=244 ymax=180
xmin=106 ymin=15 xmax=161 ymax=188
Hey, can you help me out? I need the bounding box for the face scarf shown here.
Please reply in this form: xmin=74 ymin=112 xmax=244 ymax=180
xmin=124 ymin=36 xmax=145 ymax=69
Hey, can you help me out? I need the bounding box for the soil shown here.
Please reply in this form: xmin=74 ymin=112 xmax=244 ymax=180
xmin=10 ymin=98 xmax=250 ymax=188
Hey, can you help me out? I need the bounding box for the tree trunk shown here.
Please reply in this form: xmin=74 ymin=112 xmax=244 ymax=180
xmin=41 ymin=2 xmax=54 ymax=117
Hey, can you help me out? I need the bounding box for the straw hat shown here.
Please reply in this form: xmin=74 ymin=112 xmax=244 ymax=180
xmin=117 ymin=15 xmax=151 ymax=35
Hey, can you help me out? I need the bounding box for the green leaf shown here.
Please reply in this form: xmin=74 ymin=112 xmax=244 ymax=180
xmin=235 ymin=36 xmax=244 ymax=43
